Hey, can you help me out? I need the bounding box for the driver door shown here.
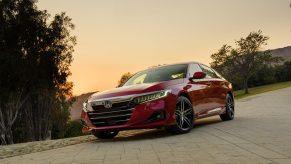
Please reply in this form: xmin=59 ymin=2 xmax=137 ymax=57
xmin=186 ymin=64 xmax=212 ymax=117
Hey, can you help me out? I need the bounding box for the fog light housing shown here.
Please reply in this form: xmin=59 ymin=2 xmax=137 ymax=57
xmin=146 ymin=111 xmax=166 ymax=123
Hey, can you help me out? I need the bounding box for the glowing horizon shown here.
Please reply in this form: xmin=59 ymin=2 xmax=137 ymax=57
xmin=37 ymin=0 xmax=291 ymax=95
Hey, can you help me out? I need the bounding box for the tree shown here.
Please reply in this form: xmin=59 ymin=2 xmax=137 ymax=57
xmin=117 ymin=72 xmax=132 ymax=87
xmin=0 ymin=0 xmax=75 ymax=144
xmin=210 ymin=30 xmax=280 ymax=94
xmin=276 ymin=60 xmax=291 ymax=81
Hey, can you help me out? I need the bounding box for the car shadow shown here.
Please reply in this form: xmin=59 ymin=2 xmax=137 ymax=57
xmin=194 ymin=116 xmax=223 ymax=129
xmin=91 ymin=116 xmax=227 ymax=143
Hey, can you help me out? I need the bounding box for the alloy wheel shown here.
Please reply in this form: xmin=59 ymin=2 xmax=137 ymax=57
xmin=227 ymin=96 xmax=234 ymax=118
xmin=220 ymin=94 xmax=235 ymax=121
xmin=175 ymin=97 xmax=193 ymax=131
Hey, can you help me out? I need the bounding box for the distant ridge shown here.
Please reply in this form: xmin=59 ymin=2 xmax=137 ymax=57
xmin=70 ymin=91 xmax=96 ymax=120
xmin=270 ymin=46 xmax=291 ymax=62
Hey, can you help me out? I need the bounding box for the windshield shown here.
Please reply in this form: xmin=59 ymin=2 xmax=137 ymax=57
xmin=123 ymin=64 xmax=188 ymax=86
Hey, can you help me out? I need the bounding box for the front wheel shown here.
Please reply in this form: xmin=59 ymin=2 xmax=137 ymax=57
xmin=220 ymin=94 xmax=234 ymax=121
xmin=168 ymin=96 xmax=194 ymax=134
xmin=92 ymin=131 xmax=119 ymax=139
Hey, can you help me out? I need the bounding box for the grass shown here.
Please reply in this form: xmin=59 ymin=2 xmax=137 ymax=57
xmin=234 ymin=81 xmax=291 ymax=99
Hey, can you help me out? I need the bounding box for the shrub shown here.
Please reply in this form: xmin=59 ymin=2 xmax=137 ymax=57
xmin=52 ymin=120 xmax=87 ymax=139
xmin=63 ymin=120 xmax=87 ymax=138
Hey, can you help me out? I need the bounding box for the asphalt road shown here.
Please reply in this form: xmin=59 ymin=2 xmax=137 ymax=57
xmin=1 ymin=87 xmax=291 ymax=164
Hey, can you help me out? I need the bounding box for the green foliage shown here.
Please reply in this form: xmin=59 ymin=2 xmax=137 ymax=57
xmin=234 ymin=81 xmax=291 ymax=99
xmin=242 ymin=59 xmax=291 ymax=90
xmin=52 ymin=120 xmax=87 ymax=139
xmin=118 ymin=72 xmax=132 ymax=87
xmin=247 ymin=65 xmax=277 ymax=87
xmin=0 ymin=0 xmax=76 ymax=144
xmin=63 ymin=120 xmax=87 ymax=138
xmin=210 ymin=30 xmax=281 ymax=94
xmin=276 ymin=60 xmax=291 ymax=81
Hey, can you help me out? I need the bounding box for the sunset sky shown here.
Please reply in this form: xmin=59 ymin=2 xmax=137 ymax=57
xmin=37 ymin=0 xmax=291 ymax=95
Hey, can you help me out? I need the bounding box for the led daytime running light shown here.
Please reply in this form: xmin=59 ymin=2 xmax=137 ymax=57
xmin=133 ymin=90 xmax=170 ymax=104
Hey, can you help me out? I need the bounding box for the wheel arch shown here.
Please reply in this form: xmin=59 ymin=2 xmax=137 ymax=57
xmin=227 ymin=91 xmax=234 ymax=100
xmin=226 ymin=91 xmax=235 ymax=111
xmin=178 ymin=91 xmax=192 ymax=103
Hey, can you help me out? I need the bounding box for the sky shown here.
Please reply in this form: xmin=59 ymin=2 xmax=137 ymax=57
xmin=37 ymin=0 xmax=291 ymax=95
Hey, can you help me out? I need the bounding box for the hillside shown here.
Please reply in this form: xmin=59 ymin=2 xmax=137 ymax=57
xmin=70 ymin=92 xmax=96 ymax=120
xmin=270 ymin=46 xmax=291 ymax=62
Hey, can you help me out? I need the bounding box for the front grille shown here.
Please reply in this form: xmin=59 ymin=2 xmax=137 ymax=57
xmin=88 ymin=101 xmax=134 ymax=127
xmin=91 ymin=101 xmax=131 ymax=110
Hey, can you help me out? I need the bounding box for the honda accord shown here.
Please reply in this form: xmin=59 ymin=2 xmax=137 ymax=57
xmin=81 ymin=62 xmax=234 ymax=139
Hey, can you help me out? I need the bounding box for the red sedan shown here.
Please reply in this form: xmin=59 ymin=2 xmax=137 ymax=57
xmin=81 ymin=62 xmax=234 ymax=139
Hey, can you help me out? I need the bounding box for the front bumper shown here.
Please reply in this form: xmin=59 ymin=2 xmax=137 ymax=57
xmin=81 ymin=95 xmax=176 ymax=133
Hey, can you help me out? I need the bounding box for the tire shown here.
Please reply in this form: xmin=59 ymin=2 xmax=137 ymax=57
xmin=168 ymin=96 xmax=194 ymax=134
xmin=92 ymin=131 xmax=119 ymax=139
xmin=220 ymin=94 xmax=234 ymax=121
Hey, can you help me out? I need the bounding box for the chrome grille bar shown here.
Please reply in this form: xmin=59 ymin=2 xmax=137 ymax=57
xmin=90 ymin=113 xmax=132 ymax=120
xmin=88 ymin=108 xmax=133 ymax=115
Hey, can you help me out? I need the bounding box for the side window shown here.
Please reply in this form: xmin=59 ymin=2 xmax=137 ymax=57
xmin=199 ymin=64 xmax=218 ymax=79
xmin=188 ymin=64 xmax=202 ymax=77
xmin=211 ymin=68 xmax=224 ymax=79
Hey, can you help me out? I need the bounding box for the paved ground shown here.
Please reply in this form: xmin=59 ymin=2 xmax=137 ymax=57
xmin=1 ymin=87 xmax=291 ymax=164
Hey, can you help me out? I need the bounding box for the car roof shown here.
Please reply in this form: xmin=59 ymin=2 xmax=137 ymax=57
xmin=138 ymin=61 xmax=204 ymax=72
xmin=165 ymin=61 xmax=203 ymax=66
xmin=148 ymin=61 xmax=202 ymax=68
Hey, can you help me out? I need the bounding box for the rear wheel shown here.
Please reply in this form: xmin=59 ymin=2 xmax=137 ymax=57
xmin=92 ymin=131 xmax=119 ymax=139
xmin=168 ymin=96 xmax=194 ymax=134
xmin=220 ymin=94 xmax=234 ymax=121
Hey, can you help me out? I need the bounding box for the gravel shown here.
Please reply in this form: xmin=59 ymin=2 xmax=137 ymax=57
xmin=0 ymin=135 xmax=95 ymax=159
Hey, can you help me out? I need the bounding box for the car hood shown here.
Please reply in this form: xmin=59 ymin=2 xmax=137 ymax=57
xmin=88 ymin=79 xmax=183 ymax=101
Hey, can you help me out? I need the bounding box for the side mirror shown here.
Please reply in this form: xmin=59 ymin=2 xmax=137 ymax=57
xmin=190 ymin=72 xmax=206 ymax=80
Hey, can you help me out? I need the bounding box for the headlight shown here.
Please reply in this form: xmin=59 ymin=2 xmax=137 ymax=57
xmin=133 ymin=90 xmax=171 ymax=104
xmin=82 ymin=101 xmax=93 ymax=112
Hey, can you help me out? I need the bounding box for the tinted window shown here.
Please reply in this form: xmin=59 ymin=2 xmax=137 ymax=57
xmin=123 ymin=64 xmax=187 ymax=86
xmin=199 ymin=64 xmax=219 ymax=79
xmin=188 ymin=64 xmax=202 ymax=77
xmin=211 ymin=68 xmax=224 ymax=79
